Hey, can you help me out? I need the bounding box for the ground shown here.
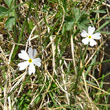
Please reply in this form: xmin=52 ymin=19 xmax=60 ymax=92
xmin=0 ymin=0 xmax=110 ymax=110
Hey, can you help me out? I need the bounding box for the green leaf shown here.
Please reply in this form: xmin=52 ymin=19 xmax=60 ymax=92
xmin=28 ymin=20 xmax=34 ymax=32
xmin=77 ymin=11 xmax=89 ymax=30
xmin=47 ymin=0 xmax=57 ymax=3
xmin=0 ymin=6 xmax=8 ymax=16
xmin=5 ymin=16 xmax=15 ymax=31
xmin=51 ymin=82 xmax=57 ymax=88
xmin=73 ymin=8 xmax=80 ymax=22
xmin=96 ymin=20 xmax=110 ymax=32
xmin=62 ymin=0 xmax=67 ymax=11
xmin=66 ymin=22 xmax=74 ymax=31
xmin=34 ymin=96 xmax=41 ymax=104
xmin=65 ymin=16 xmax=74 ymax=22
xmin=4 ymin=0 xmax=12 ymax=8
xmin=78 ymin=18 xmax=89 ymax=30
xmin=92 ymin=10 xmax=106 ymax=13
xmin=62 ymin=24 xmax=66 ymax=35
xmin=64 ymin=16 xmax=74 ymax=31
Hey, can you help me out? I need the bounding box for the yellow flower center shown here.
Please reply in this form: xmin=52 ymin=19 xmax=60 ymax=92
xmin=28 ymin=59 xmax=32 ymax=63
xmin=88 ymin=36 xmax=91 ymax=39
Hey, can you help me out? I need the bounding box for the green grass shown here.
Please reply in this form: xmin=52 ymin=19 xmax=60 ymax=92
xmin=0 ymin=0 xmax=110 ymax=110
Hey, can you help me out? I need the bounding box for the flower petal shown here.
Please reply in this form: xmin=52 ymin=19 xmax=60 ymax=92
xmin=28 ymin=47 xmax=33 ymax=59
xmin=33 ymin=49 xmax=37 ymax=58
xmin=18 ymin=50 xmax=29 ymax=60
xmin=88 ymin=26 xmax=95 ymax=35
xmin=28 ymin=63 xmax=35 ymax=75
xmin=82 ymin=38 xmax=89 ymax=45
xmin=92 ymin=33 xmax=101 ymax=40
xmin=33 ymin=58 xmax=41 ymax=67
xmin=18 ymin=61 xmax=29 ymax=70
xmin=81 ymin=30 xmax=88 ymax=37
xmin=90 ymin=39 xmax=97 ymax=46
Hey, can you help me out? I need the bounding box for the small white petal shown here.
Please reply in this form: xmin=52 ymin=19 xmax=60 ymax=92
xmin=18 ymin=61 xmax=29 ymax=70
xmin=88 ymin=26 xmax=95 ymax=35
xmin=18 ymin=50 xmax=29 ymax=60
xmin=81 ymin=30 xmax=88 ymax=37
xmin=90 ymin=39 xmax=97 ymax=46
xmin=92 ymin=33 xmax=101 ymax=40
xmin=33 ymin=58 xmax=41 ymax=67
xmin=82 ymin=38 xmax=89 ymax=45
xmin=28 ymin=63 xmax=35 ymax=75
xmin=28 ymin=47 xmax=33 ymax=59
xmin=33 ymin=49 xmax=37 ymax=58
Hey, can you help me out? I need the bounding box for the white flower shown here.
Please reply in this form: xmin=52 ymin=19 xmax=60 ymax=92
xmin=81 ymin=26 xmax=101 ymax=46
xmin=18 ymin=47 xmax=41 ymax=75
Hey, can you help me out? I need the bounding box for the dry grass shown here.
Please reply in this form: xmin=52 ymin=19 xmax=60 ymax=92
xmin=0 ymin=0 xmax=110 ymax=110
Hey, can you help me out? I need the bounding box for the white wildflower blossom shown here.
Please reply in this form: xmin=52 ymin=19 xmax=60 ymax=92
xmin=81 ymin=26 xmax=101 ymax=46
xmin=18 ymin=47 xmax=41 ymax=75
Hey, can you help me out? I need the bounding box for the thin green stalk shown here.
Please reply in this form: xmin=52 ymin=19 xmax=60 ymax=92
xmin=11 ymin=0 xmax=33 ymax=60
